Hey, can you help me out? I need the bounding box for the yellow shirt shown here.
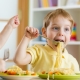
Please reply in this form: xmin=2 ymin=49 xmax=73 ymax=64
xmin=26 ymin=44 xmax=79 ymax=72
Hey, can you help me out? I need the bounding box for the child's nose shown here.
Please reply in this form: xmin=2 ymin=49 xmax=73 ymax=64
xmin=58 ymin=30 xmax=64 ymax=36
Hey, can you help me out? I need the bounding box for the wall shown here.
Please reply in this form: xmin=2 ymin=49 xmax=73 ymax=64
xmin=0 ymin=0 xmax=18 ymax=68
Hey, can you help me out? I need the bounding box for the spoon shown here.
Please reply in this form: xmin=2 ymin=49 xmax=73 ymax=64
xmin=3 ymin=48 xmax=9 ymax=61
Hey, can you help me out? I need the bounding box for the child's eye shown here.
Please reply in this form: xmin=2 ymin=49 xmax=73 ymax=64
xmin=52 ymin=27 xmax=59 ymax=30
xmin=65 ymin=28 xmax=69 ymax=31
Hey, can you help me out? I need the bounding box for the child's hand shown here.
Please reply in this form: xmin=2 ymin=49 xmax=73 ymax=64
xmin=7 ymin=15 xmax=20 ymax=29
xmin=0 ymin=59 xmax=6 ymax=72
xmin=25 ymin=27 xmax=39 ymax=39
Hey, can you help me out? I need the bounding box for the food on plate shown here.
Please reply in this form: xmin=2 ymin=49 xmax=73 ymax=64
xmin=4 ymin=65 xmax=36 ymax=75
xmin=53 ymin=68 xmax=75 ymax=75
xmin=41 ymin=68 xmax=75 ymax=75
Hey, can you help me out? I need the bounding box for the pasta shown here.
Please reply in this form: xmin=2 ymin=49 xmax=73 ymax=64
xmin=41 ymin=68 xmax=75 ymax=75
xmin=55 ymin=42 xmax=64 ymax=67
xmin=7 ymin=65 xmax=26 ymax=75
xmin=53 ymin=68 xmax=75 ymax=75
xmin=6 ymin=65 xmax=36 ymax=75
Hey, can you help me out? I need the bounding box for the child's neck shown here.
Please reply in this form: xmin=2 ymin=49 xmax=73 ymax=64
xmin=47 ymin=44 xmax=58 ymax=51
xmin=47 ymin=44 xmax=64 ymax=53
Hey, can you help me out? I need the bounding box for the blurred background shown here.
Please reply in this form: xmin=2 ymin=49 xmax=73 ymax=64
xmin=0 ymin=0 xmax=29 ymax=70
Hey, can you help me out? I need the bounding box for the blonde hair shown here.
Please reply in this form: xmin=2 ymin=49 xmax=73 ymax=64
xmin=43 ymin=9 xmax=74 ymax=28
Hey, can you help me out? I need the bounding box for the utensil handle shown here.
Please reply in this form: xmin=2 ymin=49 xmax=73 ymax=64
xmin=39 ymin=34 xmax=59 ymax=46
xmin=39 ymin=34 xmax=51 ymax=41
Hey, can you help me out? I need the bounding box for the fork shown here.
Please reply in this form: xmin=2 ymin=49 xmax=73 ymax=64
xmin=39 ymin=34 xmax=65 ymax=52
xmin=47 ymin=73 xmax=49 ymax=80
xmin=3 ymin=48 xmax=9 ymax=61
xmin=47 ymin=73 xmax=54 ymax=80
xmin=39 ymin=34 xmax=59 ymax=46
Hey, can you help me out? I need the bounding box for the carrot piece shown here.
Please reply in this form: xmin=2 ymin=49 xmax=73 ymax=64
xmin=42 ymin=71 xmax=45 ymax=74
xmin=48 ymin=71 xmax=53 ymax=75
xmin=7 ymin=71 xmax=16 ymax=75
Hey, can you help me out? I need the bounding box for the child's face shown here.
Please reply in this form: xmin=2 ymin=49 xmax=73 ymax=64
xmin=45 ymin=15 xmax=72 ymax=48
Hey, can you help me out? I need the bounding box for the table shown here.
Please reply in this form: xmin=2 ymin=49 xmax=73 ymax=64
xmin=0 ymin=77 xmax=4 ymax=80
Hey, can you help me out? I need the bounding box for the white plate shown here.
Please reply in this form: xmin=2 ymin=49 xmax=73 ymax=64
xmin=0 ymin=75 xmax=44 ymax=80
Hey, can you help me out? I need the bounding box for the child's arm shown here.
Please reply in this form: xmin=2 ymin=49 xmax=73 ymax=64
xmin=0 ymin=15 xmax=20 ymax=49
xmin=0 ymin=59 xmax=6 ymax=72
xmin=14 ymin=27 xmax=39 ymax=67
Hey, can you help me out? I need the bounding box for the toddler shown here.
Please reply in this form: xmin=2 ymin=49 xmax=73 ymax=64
xmin=14 ymin=9 xmax=79 ymax=73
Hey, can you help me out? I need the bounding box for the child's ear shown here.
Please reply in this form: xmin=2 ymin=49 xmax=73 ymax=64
xmin=41 ymin=27 xmax=47 ymax=37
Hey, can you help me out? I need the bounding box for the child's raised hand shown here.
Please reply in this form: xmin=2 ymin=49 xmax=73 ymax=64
xmin=7 ymin=15 xmax=20 ymax=29
xmin=25 ymin=27 xmax=39 ymax=40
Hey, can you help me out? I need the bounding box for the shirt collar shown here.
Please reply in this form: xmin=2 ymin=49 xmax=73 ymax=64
xmin=45 ymin=44 xmax=69 ymax=59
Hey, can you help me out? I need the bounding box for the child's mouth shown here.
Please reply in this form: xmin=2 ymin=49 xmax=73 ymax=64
xmin=54 ymin=39 xmax=64 ymax=42
xmin=54 ymin=39 xmax=64 ymax=47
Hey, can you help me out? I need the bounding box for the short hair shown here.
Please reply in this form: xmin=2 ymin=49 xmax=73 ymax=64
xmin=43 ymin=8 xmax=74 ymax=28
